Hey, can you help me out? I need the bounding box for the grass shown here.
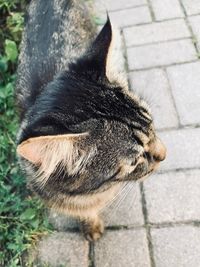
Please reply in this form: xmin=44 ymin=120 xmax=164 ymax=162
xmin=0 ymin=1 xmax=52 ymax=266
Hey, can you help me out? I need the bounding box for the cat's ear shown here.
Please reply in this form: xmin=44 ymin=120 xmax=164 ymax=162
xmin=17 ymin=133 xmax=88 ymax=165
xmin=70 ymin=16 xmax=112 ymax=78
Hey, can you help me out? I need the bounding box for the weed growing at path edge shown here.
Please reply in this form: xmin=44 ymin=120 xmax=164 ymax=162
xmin=0 ymin=1 xmax=52 ymax=266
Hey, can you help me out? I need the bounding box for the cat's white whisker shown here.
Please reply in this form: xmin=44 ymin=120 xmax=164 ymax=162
xmin=105 ymin=182 xmax=135 ymax=224
xmin=99 ymin=182 xmax=129 ymax=212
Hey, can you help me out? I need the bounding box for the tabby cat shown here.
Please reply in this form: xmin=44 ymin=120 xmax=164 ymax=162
xmin=16 ymin=0 xmax=166 ymax=241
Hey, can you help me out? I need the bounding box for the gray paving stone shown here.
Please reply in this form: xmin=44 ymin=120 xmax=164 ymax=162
xmin=167 ymin=62 xmax=200 ymax=125
xmin=37 ymin=232 xmax=89 ymax=267
xmin=182 ymin=0 xmax=200 ymax=15
xmin=129 ymin=69 xmax=178 ymax=129
xmin=102 ymin=183 xmax=144 ymax=227
xmin=94 ymin=229 xmax=151 ymax=267
xmin=48 ymin=211 xmax=79 ymax=231
xmin=109 ymin=6 xmax=151 ymax=28
xmin=188 ymin=15 xmax=200 ymax=49
xmin=158 ymin=128 xmax=200 ymax=171
xmin=151 ymin=0 xmax=184 ymax=20
xmin=144 ymin=170 xmax=200 ymax=223
xmin=104 ymin=0 xmax=147 ymax=11
xmin=151 ymin=226 xmax=200 ymax=267
xmin=127 ymin=39 xmax=197 ymax=70
xmin=124 ymin=19 xmax=190 ymax=47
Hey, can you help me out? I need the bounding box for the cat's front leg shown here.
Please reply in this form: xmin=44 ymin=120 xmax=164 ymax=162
xmin=80 ymin=214 xmax=104 ymax=241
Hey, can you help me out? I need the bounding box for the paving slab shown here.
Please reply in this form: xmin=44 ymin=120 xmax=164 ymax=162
xmin=167 ymin=62 xmax=200 ymax=125
xmin=124 ymin=19 xmax=190 ymax=47
xmin=104 ymin=0 xmax=147 ymax=11
xmin=151 ymin=226 xmax=200 ymax=267
xmin=109 ymin=6 xmax=151 ymax=28
xmin=144 ymin=170 xmax=200 ymax=223
xmin=102 ymin=183 xmax=144 ymax=227
xmin=129 ymin=69 xmax=178 ymax=129
xmin=94 ymin=229 xmax=151 ymax=267
xmin=151 ymin=0 xmax=184 ymax=20
xmin=127 ymin=39 xmax=197 ymax=70
xmin=48 ymin=211 xmax=79 ymax=231
xmin=188 ymin=15 xmax=200 ymax=49
xmin=182 ymin=0 xmax=200 ymax=15
xmin=158 ymin=128 xmax=200 ymax=171
xmin=37 ymin=232 xmax=89 ymax=267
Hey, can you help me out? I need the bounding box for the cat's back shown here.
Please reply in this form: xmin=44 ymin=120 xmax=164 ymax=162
xmin=16 ymin=0 xmax=96 ymax=116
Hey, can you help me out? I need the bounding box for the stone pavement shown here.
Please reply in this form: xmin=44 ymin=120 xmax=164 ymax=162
xmin=35 ymin=1 xmax=200 ymax=266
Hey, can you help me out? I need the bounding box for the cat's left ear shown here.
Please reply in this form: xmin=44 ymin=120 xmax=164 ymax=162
xmin=70 ymin=16 xmax=112 ymax=78
xmin=16 ymin=133 xmax=89 ymax=166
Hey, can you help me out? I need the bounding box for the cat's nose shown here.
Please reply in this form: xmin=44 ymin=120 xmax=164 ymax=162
xmin=149 ymin=137 xmax=166 ymax=162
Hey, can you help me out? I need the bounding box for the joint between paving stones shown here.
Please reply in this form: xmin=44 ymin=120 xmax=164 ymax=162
xmin=104 ymin=219 xmax=200 ymax=231
xmin=156 ymin=125 xmax=183 ymax=132
xmin=88 ymin=242 xmax=95 ymax=267
xmin=122 ymin=16 xmax=193 ymax=29
xmin=108 ymin=4 xmax=148 ymax=13
xmin=126 ymin=36 xmax=193 ymax=49
xmin=148 ymin=220 xmax=200 ymax=229
xmin=140 ymin=182 xmax=156 ymax=267
xmin=157 ymin=166 xmax=200 ymax=175
xmin=185 ymin=19 xmax=200 ymax=55
xmin=157 ymin=123 xmax=200 ymax=133
xmin=178 ymin=0 xmax=200 ymax=55
xmin=164 ymin=68 xmax=182 ymax=128
xmin=146 ymin=0 xmax=156 ymax=21
xmin=185 ymin=21 xmax=199 ymax=53
xmin=189 ymin=13 xmax=200 ymax=19
xmin=128 ymin=59 xmax=199 ymax=72
xmin=154 ymin=16 xmax=188 ymax=23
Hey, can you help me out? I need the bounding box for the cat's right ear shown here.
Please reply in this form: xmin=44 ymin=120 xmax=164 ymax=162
xmin=70 ymin=16 xmax=113 ymax=78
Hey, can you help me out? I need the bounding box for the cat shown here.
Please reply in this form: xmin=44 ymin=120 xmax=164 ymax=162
xmin=16 ymin=0 xmax=166 ymax=241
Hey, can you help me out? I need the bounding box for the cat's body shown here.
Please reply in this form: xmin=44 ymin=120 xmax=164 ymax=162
xmin=16 ymin=0 xmax=166 ymax=240
xmin=16 ymin=0 xmax=95 ymax=117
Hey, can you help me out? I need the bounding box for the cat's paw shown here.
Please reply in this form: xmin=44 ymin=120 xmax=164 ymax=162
xmin=81 ymin=217 xmax=104 ymax=241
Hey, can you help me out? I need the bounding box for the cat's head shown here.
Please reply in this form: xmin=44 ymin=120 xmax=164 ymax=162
xmin=17 ymin=18 xmax=166 ymax=196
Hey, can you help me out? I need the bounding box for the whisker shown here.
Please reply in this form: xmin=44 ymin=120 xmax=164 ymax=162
xmin=107 ymin=183 xmax=134 ymax=219
xmin=105 ymin=182 xmax=135 ymax=224
xmin=126 ymin=182 xmax=139 ymax=213
xmin=99 ymin=182 xmax=129 ymax=212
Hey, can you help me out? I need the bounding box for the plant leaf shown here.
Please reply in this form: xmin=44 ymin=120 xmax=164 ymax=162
xmin=20 ymin=208 xmax=36 ymax=221
xmin=5 ymin=39 xmax=18 ymax=62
